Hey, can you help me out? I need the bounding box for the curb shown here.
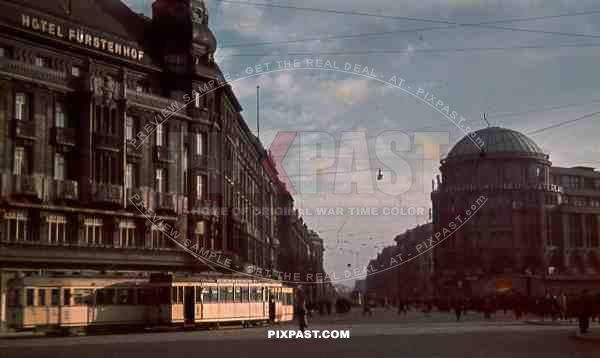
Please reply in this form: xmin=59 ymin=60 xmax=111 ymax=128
xmin=0 ymin=331 xmax=45 ymax=340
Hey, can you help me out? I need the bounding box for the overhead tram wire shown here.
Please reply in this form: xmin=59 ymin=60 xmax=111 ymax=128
xmin=226 ymin=42 xmax=600 ymax=57
xmin=219 ymin=10 xmax=600 ymax=48
xmin=526 ymin=111 xmax=600 ymax=136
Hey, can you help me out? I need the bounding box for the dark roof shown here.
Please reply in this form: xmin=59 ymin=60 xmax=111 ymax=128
xmin=447 ymin=127 xmax=545 ymax=159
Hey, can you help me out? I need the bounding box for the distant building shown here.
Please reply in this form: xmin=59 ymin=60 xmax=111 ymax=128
xmin=432 ymin=126 xmax=600 ymax=297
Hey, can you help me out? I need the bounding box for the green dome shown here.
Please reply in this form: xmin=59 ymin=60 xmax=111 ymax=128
xmin=447 ymin=127 xmax=544 ymax=158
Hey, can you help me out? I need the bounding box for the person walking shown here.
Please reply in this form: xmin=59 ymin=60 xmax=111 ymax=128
xmin=578 ymin=290 xmax=592 ymax=335
xmin=454 ymin=298 xmax=463 ymax=322
xmin=296 ymin=290 xmax=309 ymax=332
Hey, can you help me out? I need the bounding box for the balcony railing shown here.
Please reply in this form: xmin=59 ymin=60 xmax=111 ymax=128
xmin=52 ymin=127 xmax=77 ymax=146
xmin=127 ymin=188 xmax=148 ymax=208
xmin=154 ymin=145 xmax=175 ymax=163
xmin=0 ymin=57 xmax=67 ymax=87
xmin=155 ymin=192 xmax=177 ymax=212
xmin=53 ymin=179 xmax=78 ymax=201
xmin=93 ymin=132 xmax=121 ymax=151
xmin=13 ymin=120 xmax=36 ymax=140
xmin=91 ymin=183 xmax=123 ymax=205
xmin=12 ymin=175 xmax=42 ymax=199
xmin=126 ymin=143 xmax=143 ymax=158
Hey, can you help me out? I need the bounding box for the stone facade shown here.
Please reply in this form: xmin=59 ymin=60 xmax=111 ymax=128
xmin=0 ymin=0 xmax=328 ymax=327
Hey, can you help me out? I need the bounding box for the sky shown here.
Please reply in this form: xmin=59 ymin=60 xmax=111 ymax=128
xmin=124 ymin=0 xmax=600 ymax=286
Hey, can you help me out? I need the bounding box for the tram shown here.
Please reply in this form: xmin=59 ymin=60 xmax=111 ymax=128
xmin=5 ymin=273 xmax=294 ymax=333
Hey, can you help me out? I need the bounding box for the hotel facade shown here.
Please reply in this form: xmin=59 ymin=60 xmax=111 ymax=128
xmin=0 ymin=0 xmax=327 ymax=327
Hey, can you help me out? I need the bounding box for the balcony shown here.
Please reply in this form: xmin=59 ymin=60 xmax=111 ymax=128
xmin=91 ymin=182 xmax=123 ymax=206
xmin=0 ymin=57 xmax=67 ymax=88
xmin=13 ymin=120 xmax=36 ymax=140
xmin=154 ymin=192 xmax=177 ymax=213
xmin=52 ymin=127 xmax=77 ymax=146
xmin=93 ymin=132 xmax=121 ymax=151
xmin=11 ymin=175 xmax=43 ymax=200
xmin=154 ymin=145 xmax=175 ymax=163
xmin=190 ymin=107 xmax=210 ymax=121
xmin=190 ymin=199 xmax=219 ymax=215
xmin=126 ymin=188 xmax=148 ymax=209
xmin=126 ymin=143 xmax=143 ymax=159
xmin=53 ymin=179 xmax=79 ymax=201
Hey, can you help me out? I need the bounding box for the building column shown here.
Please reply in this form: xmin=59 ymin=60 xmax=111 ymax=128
xmin=0 ymin=271 xmax=6 ymax=331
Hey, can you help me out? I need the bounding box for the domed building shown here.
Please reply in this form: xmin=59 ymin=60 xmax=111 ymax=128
xmin=431 ymin=127 xmax=600 ymax=297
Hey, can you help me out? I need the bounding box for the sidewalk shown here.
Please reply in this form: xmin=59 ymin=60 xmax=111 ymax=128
xmin=570 ymin=331 xmax=600 ymax=342
xmin=525 ymin=319 xmax=600 ymax=327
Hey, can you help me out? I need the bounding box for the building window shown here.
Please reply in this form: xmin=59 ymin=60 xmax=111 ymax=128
xmin=125 ymin=116 xmax=134 ymax=141
xmin=183 ymin=146 xmax=189 ymax=192
xmin=47 ymin=215 xmax=66 ymax=244
xmin=156 ymin=123 xmax=165 ymax=146
xmin=156 ymin=168 xmax=165 ymax=193
xmin=2 ymin=211 xmax=29 ymax=242
xmin=119 ymin=220 xmax=136 ymax=248
xmin=54 ymin=153 xmax=65 ymax=180
xmin=126 ymin=163 xmax=135 ymax=190
xmin=15 ymin=93 xmax=27 ymax=121
xmin=71 ymin=66 xmax=80 ymax=77
xmin=0 ymin=47 xmax=4 ymax=58
xmin=13 ymin=146 xmax=25 ymax=175
xmin=196 ymin=133 xmax=204 ymax=155
xmin=83 ymin=218 xmax=103 ymax=246
xmin=196 ymin=175 xmax=205 ymax=200
xmin=195 ymin=92 xmax=200 ymax=108
xmin=151 ymin=228 xmax=173 ymax=249
xmin=194 ymin=221 xmax=205 ymax=248
xmin=55 ymin=102 xmax=65 ymax=128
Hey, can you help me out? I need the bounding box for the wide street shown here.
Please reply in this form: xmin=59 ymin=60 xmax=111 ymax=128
xmin=1 ymin=308 xmax=598 ymax=358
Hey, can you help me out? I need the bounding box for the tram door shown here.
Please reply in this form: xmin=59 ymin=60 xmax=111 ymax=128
xmin=184 ymin=287 xmax=195 ymax=324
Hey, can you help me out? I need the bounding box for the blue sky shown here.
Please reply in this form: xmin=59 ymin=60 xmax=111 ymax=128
xmin=124 ymin=0 xmax=600 ymax=285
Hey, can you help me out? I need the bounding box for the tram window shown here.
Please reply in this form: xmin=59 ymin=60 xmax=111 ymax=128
xmin=224 ymin=287 xmax=234 ymax=302
xmin=158 ymin=287 xmax=170 ymax=304
xmin=195 ymin=288 xmax=203 ymax=303
xmin=250 ymin=287 xmax=257 ymax=301
xmin=171 ymin=287 xmax=183 ymax=304
xmin=104 ymin=289 xmax=115 ymax=305
xmin=210 ymin=287 xmax=218 ymax=302
xmin=73 ymin=289 xmax=93 ymax=305
xmin=51 ymin=289 xmax=60 ymax=306
xmin=96 ymin=290 xmax=105 ymax=305
xmin=38 ymin=289 xmax=46 ymax=306
xmin=235 ymin=287 xmax=241 ymax=302
xmin=26 ymin=289 xmax=34 ymax=306
xmin=138 ymin=288 xmax=151 ymax=305
xmin=63 ymin=289 xmax=71 ymax=306
xmin=240 ymin=287 xmax=249 ymax=302
xmin=171 ymin=287 xmax=177 ymax=304
xmin=118 ymin=289 xmax=129 ymax=304
xmin=8 ymin=290 xmax=20 ymax=307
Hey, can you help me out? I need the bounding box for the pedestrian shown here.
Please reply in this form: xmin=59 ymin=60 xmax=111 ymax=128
xmin=297 ymin=299 xmax=308 ymax=332
xmin=578 ymin=290 xmax=592 ymax=335
xmin=454 ymin=299 xmax=463 ymax=322
xmin=363 ymin=297 xmax=372 ymax=316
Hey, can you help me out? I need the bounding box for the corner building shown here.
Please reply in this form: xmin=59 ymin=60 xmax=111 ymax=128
xmin=432 ymin=127 xmax=600 ymax=297
xmin=0 ymin=0 xmax=325 ymax=327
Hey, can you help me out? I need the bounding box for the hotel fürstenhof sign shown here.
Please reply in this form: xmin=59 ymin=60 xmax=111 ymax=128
xmin=20 ymin=14 xmax=144 ymax=62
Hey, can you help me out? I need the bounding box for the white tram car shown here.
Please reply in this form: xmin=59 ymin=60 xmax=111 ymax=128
xmin=6 ymin=274 xmax=295 ymax=332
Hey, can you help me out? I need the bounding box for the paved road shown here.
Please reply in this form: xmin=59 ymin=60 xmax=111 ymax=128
xmin=1 ymin=309 xmax=598 ymax=358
